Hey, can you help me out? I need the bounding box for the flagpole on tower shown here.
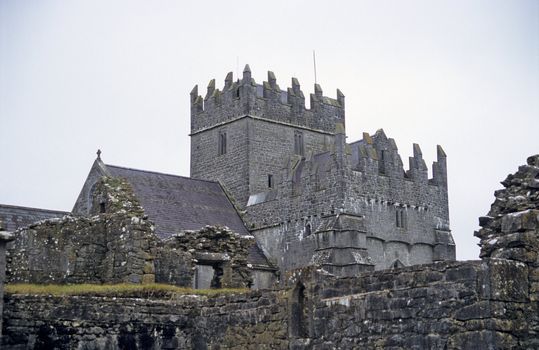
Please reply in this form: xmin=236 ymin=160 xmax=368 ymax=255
xmin=313 ymin=50 xmax=317 ymax=85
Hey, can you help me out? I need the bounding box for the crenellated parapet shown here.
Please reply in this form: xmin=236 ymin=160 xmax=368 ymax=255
xmin=190 ymin=65 xmax=345 ymax=134
xmin=350 ymin=129 xmax=447 ymax=188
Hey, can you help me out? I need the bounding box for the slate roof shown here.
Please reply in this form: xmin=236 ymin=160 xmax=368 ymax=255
xmin=0 ymin=204 xmax=68 ymax=232
xmin=104 ymin=165 xmax=271 ymax=267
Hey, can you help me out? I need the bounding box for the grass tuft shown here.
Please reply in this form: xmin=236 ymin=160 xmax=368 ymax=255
xmin=5 ymin=283 xmax=249 ymax=299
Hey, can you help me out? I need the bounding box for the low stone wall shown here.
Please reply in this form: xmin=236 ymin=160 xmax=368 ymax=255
xmin=2 ymin=257 xmax=533 ymax=350
xmin=288 ymin=259 xmax=530 ymax=349
xmin=2 ymin=291 xmax=288 ymax=349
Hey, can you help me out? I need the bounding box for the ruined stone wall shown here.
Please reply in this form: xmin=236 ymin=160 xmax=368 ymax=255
xmin=2 ymin=291 xmax=289 ymax=349
xmin=7 ymin=214 xmax=157 ymax=285
xmin=0 ymin=221 xmax=14 ymax=339
xmin=7 ymin=176 xmax=158 ymax=285
xmin=155 ymin=226 xmax=255 ymax=289
xmin=3 ymin=257 xmax=534 ymax=349
xmin=286 ymin=259 xmax=530 ymax=349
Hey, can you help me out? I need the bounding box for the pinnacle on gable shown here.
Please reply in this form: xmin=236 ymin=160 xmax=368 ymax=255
xmin=243 ymin=64 xmax=251 ymax=73
xmin=375 ymin=129 xmax=387 ymax=140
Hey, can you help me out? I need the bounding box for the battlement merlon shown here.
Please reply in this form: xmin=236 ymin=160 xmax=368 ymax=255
xmin=351 ymin=130 xmax=448 ymax=188
xmin=190 ymin=65 xmax=345 ymax=134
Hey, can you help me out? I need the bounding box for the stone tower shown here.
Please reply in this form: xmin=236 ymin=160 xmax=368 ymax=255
xmin=190 ymin=65 xmax=344 ymax=208
xmin=190 ymin=66 xmax=455 ymax=275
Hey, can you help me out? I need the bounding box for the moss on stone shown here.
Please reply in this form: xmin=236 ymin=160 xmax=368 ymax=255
xmin=5 ymin=283 xmax=248 ymax=298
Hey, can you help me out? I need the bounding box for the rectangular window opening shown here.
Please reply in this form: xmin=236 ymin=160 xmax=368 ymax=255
xmin=294 ymin=131 xmax=304 ymax=156
xmin=218 ymin=131 xmax=227 ymax=155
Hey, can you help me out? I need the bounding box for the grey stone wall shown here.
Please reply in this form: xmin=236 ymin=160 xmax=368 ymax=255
xmin=190 ymin=67 xmax=344 ymax=135
xmin=2 ymin=291 xmax=289 ymax=349
xmin=7 ymin=214 xmax=157 ymax=285
xmin=190 ymin=118 xmax=251 ymax=208
xmin=3 ymin=158 xmax=538 ymax=350
xmin=0 ymin=221 xmax=14 ymax=340
xmin=7 ymin=176 xmax=157 ymax=285
xmin=244 ymin=129 xmax=453 ymax=273
xmin=189 ymin=67 xmax=453 ymax=274
xmin=285 ymin=258 xmax=530 ymax=349
xmin=155 ymin=226 xmax=255 ymax=289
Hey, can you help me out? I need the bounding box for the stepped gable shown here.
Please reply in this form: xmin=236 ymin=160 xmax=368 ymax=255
xmin=0 ymin=204 xmax=68 ymax=232
xmin=105 ymin=165 xmax=249 ymax=237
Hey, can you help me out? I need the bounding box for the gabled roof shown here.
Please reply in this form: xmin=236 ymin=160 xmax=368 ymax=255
xmin=73 ymin=159 xmax=271 ymax=267
xmin=0 ymin=204 xmax=68 ymax=232
xmin=101 ymin=163 xmax=271 ymax=268
xmin=105 ymin=164 xmax=250 ymax=238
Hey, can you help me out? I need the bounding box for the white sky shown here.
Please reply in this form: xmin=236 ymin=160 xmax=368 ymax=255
xmin=1 ymin=0 xmax=538 ymax=261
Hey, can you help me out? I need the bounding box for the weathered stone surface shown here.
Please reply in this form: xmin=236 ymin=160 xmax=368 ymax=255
xmin=2 ymin=292 xmax=289 ymax=349
xmin=6 ymin=177 xmax=158 ymax=285
xmin=190 ymin=68 xmax=455 ymax=274
xmin=156 ymin=226 xmax=255 ymax=288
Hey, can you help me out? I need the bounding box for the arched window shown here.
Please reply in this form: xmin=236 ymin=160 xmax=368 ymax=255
xmin=305 ymin=223 xmax=312 ymax=237
xmin=396 ymin=207 xmax=406 ymax=229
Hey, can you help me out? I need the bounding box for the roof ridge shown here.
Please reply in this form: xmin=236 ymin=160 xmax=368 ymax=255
xmin=0 ymin=204 xmax=69 ymax=214
xmin=104 ymin=164 xmax=220 ymax=185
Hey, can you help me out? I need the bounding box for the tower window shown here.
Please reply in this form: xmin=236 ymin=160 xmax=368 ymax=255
xmin=379 ymin=150 xmax=386 ymax=174
xmin=218 ymin=131 xmax=227 ymax=155
xmin=294 ymin=131 xmax=304 ymax=156
xmin=305 ymin=223 xmax=312 ymax=236
xmin=268 ymin=174 xmax=273 ymax=188
xmin=396 ymin=207 xmax=406 ymax=228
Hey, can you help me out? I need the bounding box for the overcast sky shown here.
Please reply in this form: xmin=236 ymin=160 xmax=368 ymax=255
xmin=1 ymin=0 xmax=537 ymax=260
